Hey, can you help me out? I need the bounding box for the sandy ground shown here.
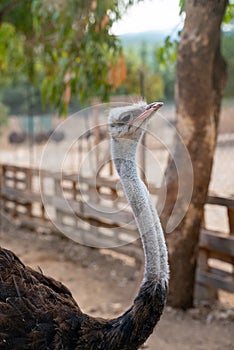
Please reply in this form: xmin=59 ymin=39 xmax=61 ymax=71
xmin=0 ymin=214 xmax=233 ymax=350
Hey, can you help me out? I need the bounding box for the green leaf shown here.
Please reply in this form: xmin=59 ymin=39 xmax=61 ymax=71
xmin=179 ymin=0 xmax=186 ymax=15
xmin=223 ymin=3 xmax=234 ymax=24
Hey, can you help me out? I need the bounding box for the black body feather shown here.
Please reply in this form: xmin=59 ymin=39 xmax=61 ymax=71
xmin=0 ymin=248 xmax=167 ymax=349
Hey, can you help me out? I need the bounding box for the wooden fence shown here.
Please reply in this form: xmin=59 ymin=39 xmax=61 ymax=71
xmin=1 ymin=163 xmax=234 ymax=302
xmin=0 ymin=164 xmax=158 ymax=254
xmin=195 ymin=195 xmax=234 ymax=303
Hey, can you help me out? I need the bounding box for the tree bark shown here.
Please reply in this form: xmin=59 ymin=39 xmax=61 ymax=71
xmin=160 ymin=0 xmax=228 ymax=309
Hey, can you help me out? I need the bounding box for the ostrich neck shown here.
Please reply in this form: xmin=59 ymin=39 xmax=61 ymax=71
xmin=111 ymin=138 xmax=169 ymax=282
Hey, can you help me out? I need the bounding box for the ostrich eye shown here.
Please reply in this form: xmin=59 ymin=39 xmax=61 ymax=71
xmin=121 ymin=114 xmax=131 ymax=123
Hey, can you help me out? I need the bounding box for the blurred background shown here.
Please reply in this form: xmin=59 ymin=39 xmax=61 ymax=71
xmin=0 ymin=1 xmax=234 ymax=349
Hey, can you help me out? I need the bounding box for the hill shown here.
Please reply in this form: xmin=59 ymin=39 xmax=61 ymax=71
xmin=118 ymin=30 xmax=167 ymax=48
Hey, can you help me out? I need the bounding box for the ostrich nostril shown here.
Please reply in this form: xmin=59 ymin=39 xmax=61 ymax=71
xmin=146 ymin=102 xmax=163 ymax=111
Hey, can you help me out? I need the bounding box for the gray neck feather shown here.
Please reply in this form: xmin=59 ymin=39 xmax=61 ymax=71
xmin=111 ymin=138 xmax=169 ymax=284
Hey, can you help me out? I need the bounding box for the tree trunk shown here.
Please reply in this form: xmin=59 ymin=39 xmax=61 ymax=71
xmin=160 ymin=0 xmax=228 ymax=309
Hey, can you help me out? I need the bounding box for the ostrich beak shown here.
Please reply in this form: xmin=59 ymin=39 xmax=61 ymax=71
xmin=134 ymin=102 xmax=163 ymax=124
xmin=146 ymin=101 xmax=163 ymax=111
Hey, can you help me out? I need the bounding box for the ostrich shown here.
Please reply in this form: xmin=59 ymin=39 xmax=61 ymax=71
xmin=0 ymin=101 xmax=169 ymax=350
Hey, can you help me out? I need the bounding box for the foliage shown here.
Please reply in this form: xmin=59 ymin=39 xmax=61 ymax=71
xmin=157 ymin=35 xmax=179 ymax=67
xmin=113 ymin=46 xmax=164 ymax=102
xmin=223 ymin=0 xmax=234 ymax=24
xmin=0 ymin=0 xmax=143 ymax=113
xmin=178 ymin=0 xmax=185 ymax=15
xmin=118 ymin=28 xmax=178 ymax=88
xmin=155 ymin=0 xmax=234 ymax=100
xmin=0 ymin=22 xmax=24 ymax=79
xmin=1 ymin=0 xmax=234 ymax=114
xmin=116 ymin=33 xmax=176 ymax=101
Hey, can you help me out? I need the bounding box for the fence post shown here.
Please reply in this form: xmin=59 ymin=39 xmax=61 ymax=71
xmin=25 ymin=167 xmax=33 ymax=217
xmin=228 ymin=208 xmax=234 ymax=235
xmin=194 ymin=247 xmax=218 ymax=305
xmin=54 ymin=177 xmax=64 ymax=229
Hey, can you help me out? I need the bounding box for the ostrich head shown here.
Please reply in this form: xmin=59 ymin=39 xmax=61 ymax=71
xmin=108 ymin=101 xmax=163 ymax=140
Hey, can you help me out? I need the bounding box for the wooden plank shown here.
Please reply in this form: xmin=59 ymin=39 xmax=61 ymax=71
xmin=46 ymin=195 xmax=135 ymax=226
xmin=25 ymin=168 xmax=32 ymax=190
xmin=1 ymin=185 xmax=136 ymax=227
xmin=194 ymin=279 xmax=218 ymax=304
xmin=54 ymin=178 xmax=62 ymax=196
xmin=1 ymin=163 xmax=158 ymax=195
xmin=79 ymin=175 xmax=159 ymax=196
xmin=207 ymin=250 xmax=234 ymax=264
xmin=89 ymin=190 xmax=125 ymax=203
xmin=37 ymin=169 xmax=58 ymax=179
xmin=196 ymin=248 xmax=209 ymax=271
xmin=3 ymin=165 xmax=27 ymax=174
xmin=209 ymin=266 xmax=233 ymax=279
xmin=79 ymin=175 xmax=120 ymax=190
xmin=200 ymin=229 xmax=234 ymax=257
xmin=18 ymin=215 xmax=56 ymax=231
xmin=147 ymin=183 xmax=159 ymax=195
xmin=196 ymin=271 xmax=234 ymax=293
xmin=227 ymin=208 xmax=234 ymax=235
xmin=14 ymin=212 xmax=138 ymax=248
xmin=4 ymin=176 xmax=26 ymax=183
xmin=1 ymin=187 xmax=41 ymax=203
xmin=207 ymin=195 xmax=234 ymax=208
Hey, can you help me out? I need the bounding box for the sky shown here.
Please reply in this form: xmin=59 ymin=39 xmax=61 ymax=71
xmin=112 ymin=0 xmax=182 ymax=35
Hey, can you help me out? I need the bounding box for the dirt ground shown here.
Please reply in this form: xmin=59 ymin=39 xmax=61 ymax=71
xmin=1 ymin=214 xmax=233 ymax=350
